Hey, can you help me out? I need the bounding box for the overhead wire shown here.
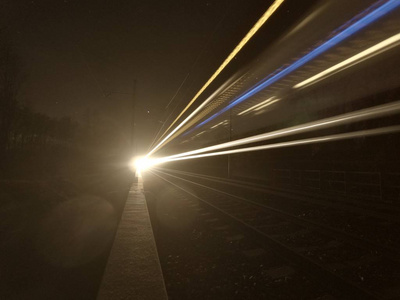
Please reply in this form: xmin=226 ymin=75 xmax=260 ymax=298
xmin=147 ymin=3 xmax=232 ymax=152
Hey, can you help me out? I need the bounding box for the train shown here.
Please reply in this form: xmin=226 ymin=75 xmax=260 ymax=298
xmin=153 ymin=0 xmax=400 ymax=204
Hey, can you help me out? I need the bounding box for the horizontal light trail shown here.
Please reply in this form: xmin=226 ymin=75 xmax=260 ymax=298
xmin=188 ymin=0 xmax=400 ymax=132
xmin=160 ymin=101 xmax=400 ymax=161
xmin=161 ymin=125 xmax=400 ymax=163
xmin=195 ymin=131 xmax=206 ymax=137
xmin=211 ymin=120 xmax=228 ymax=129
xmin=148 ymin=0 xmax=285 ymax=156
xmin=253 ymin=98 xmax=280 ymax=111
xmin=238 ymin=96 xmax=276 ymax=115
xmin=295 ymin=33 xmax=400 ymax=89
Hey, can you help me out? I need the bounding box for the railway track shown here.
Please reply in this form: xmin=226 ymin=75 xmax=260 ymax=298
xmin=157 ymin=168 xmax=400 ymax=251
xmin=150 ymin=168 xmax=400 ymax=299
xmin=145 ymin=173 xmax=341 ymax=299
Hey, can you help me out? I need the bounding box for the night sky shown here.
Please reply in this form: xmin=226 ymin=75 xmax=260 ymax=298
xmin=2 ymin=0 xmax=316 ymax=152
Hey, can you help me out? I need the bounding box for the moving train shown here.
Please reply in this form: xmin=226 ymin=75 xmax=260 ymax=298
xmin=155 ymin=0 xmax=400 ymax=204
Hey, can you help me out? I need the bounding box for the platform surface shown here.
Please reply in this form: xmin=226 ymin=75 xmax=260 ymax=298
xmin=97 ymin=179 xmax=168 ymax=300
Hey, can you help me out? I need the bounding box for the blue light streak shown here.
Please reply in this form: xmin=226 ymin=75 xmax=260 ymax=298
xmin=186 ymin=0 xmax=400 ymax=134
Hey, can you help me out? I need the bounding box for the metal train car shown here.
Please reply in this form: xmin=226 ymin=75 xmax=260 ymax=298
xmin=158 ymin=0 xmax=400 ymax=204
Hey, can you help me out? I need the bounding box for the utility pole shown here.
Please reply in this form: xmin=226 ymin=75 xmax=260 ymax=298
xmin=131 ymin=80 xmax=137 ymax=154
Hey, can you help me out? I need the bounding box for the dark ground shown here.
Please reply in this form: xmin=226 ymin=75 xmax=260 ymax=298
xmin=144 ymin=173 xmax=337 ymax=300
xmin=0 ymin=147 xmax=133 ymax=299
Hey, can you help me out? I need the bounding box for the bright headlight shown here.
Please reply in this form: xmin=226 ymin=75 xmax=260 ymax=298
xmin=130 ymin=156 xmax=155 ymax=172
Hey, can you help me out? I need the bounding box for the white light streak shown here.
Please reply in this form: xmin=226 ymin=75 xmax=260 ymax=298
xmin=160 ymin=101 xmax=400 ymax=161
xmin=196 ymin=131 xmax=206 ymax=136
xmin=238 ymin=96 xmax=276 ymax=115
xmin=211 ymin=120 xmax=228 ymax=129
xmin=163 ymin=125 xmax=400 ymax=163
xmin=294 ymin=33 xmax=400 ymax=89
xmin=254 ymin=98 xmax=280 ymax=111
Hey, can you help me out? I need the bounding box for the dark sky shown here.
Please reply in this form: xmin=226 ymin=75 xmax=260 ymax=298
xmin=1 ymin=0 xmax=317 ymax=152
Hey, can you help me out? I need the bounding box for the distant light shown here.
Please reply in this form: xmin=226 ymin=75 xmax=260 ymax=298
xmin=294 ymin=33 xmax=400 ymax=89
xmin=129 ymin=156 xmax=157 ymax=173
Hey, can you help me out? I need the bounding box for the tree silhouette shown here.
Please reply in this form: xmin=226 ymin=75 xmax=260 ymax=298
xmin=0 ymin=28 xmax=20 ymax=154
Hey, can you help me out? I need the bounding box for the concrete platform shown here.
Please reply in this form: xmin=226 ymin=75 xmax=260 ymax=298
xmin=97 ymin=179 xmax=168 ymax=300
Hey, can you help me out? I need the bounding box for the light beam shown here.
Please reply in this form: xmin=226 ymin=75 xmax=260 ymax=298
xmin=162 ymin=101 xmax=400 ymax=162
xmin=162 ymin=125 xmax=400 ymax=163
xmin=294 ymin=33 xmax=400 ymax=89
